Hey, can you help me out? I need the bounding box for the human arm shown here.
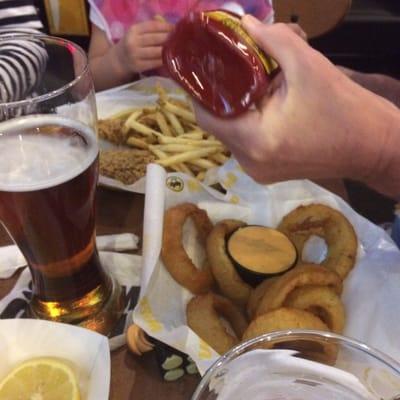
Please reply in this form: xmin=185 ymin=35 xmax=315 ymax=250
xmin=193 ymin=16 xmax=400 ymax=199
xmin=88 ymin=20 xmax=173 ymax=91
xmin=0 ymin=29 xmax=47 ymax=103
xmin=340 ymin=67 xmax=400 ymax=108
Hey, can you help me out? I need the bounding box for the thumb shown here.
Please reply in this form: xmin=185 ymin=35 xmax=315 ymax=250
xmin=242 ymin=16 xmax=308 ymax=75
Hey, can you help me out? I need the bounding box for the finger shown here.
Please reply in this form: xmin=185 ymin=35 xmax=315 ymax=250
xmin=255 ymin=70 xmax=286 ymax=111
xmin=193 ymin=101 xmax=258 ymax=148
xmin=136 ymin=58 xmax=163 ymax=73
xmin=140 ymin=32 xmax=170 ymax=46
xmin=241 ymin=16 xmax=309 ymax=75
xmin=286 ymin=23 xmax=307 ymax=41
xmin=137 ymin=46 xmax=163 ymax=60
xmin=136 ymin=20 xmax=173 ymax=34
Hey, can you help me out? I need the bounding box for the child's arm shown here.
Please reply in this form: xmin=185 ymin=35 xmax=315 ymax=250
xmin=88 ymin=25 xmax=132 ymax=91
xmin=88 ymin=20 xmax=173 ymax=91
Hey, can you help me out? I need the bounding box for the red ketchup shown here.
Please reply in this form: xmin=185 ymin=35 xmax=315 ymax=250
xmin=162 ymin=10 xmax=278 ymax=118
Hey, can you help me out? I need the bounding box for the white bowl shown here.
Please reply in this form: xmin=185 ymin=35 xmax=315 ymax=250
xmin=0 ymin=319 xmax=110 ymax=399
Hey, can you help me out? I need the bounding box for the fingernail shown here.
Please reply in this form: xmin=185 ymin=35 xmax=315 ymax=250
xmin=242 ymin=14 xmax=262 ymax=29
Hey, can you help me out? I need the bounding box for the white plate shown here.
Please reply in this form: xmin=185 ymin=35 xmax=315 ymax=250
xmin=96 ymin=77 xmax=186 ymax=194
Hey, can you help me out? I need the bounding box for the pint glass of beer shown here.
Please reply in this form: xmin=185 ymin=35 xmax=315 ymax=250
xmin=0 ymin=35 xmax=122 ymax=333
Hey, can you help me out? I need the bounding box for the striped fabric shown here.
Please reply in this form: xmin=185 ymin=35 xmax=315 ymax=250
xmin=0 ymin=1 xmax=46 ymax=105
xmin=0 ymin=0 xmax=43 ymax=29
xmin=0 ymin=28 xmax=48 ymax=104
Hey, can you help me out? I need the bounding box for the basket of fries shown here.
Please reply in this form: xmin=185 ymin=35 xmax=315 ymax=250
xmin=96 ymin=77 xmax=230 ymax=192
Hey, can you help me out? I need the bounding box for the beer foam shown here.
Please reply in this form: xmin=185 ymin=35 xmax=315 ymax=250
xmin=0 ymin=115 xmax=98 ymax=191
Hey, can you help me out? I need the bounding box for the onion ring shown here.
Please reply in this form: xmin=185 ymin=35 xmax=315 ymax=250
xmin=242 ymin=307 xmax=337 ymax=364
xmin=127 ymin=324 xmax=154 ymax=356
xmin=161 ymin=203 xmax=214 ymax=294
xmin=187 ymin=293 xmax=248 ymax=355
xmin=255 ymin=263 xmax=342 ymax=318
xmin=278 ymin=204 xmax=357 ymax=280
xmin=206 ymin=219 xmax=252 ymax=306
xmin=246 ymin=277 xmax=277 ymax=319
xmin=284 ymin=285 xmax=345 ymax=333
xmin=243 ymin=307 xmax=330 ymax=341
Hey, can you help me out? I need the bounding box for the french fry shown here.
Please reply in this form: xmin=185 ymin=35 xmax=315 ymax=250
xmin=177 ymin=162 xmax=194 ymax=176
xmin=180 ymin=131 xmax=204 ymax=140
xmin=141 ymin=106 xmax=157 ymax=115
xmin=161 ymin=100 xmax=196 ymax=123
xmin=196 ymin=171 xmax=206 ymax=181
xmin=162 ymin=109 xmax=185 ymax=135
xmin=154 ymin=144 xmax=205 ymax=153
xmin=155 ymin=111 xmax=173 ymax=137
xmin=157 ymin=136 xmax=223 ymax=147
xmin=126 ymin=136 xmax=149 ymax=150
xmin=156 ymin=85 xmax=168 ymax=103
xmin=144 ymin=135 xmax=158 ymax=144
xmin=126 ymin=119 xmax=162 ymax=138
xmin=210 ymin=153 xmax=229 ymax=164
xmin=169 ymin=97 xmax=191 ymax=111
xmin=149 ymin=146 xmax=181 ymax=173
xmin=155 ymin=147 xmax=220 ymax=167
xmin=188 ymin=158 xmax=217 ymax=169
xmin=188 ymin=122 xmax=208 ymax=133
xmin=110 ymin=108 xmax=139 ymax=121
xmin=122 ymin=109 xmax=143 ymax=135
xmin=148 ymin=145 xmax=166 ymax=159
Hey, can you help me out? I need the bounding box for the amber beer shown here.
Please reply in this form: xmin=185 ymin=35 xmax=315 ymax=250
xmin=0 ymin=115 xmax=119 ymax=330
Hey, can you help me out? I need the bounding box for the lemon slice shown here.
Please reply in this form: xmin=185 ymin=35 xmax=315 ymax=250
xmin=0 ymin=357 xmax=80 ymax=400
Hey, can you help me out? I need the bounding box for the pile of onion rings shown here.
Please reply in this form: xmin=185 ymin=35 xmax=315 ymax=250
xmin=157 ymin=202 xmax=357 ymax=362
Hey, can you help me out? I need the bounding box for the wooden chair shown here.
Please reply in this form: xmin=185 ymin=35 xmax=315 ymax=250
xmin=273 ymin=0 xmax=352 ymax=38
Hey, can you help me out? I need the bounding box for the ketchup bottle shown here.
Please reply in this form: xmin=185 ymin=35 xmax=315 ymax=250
xmin=162 ymin=10 xmax=278 ymax=118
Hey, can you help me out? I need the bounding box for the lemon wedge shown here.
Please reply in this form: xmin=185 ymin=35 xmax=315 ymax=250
xmin=0 ymin=357 xmax=80 ymax=400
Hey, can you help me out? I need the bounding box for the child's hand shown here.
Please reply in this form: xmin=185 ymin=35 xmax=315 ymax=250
xmin=116 ymin=20 xmax=173 ymax=74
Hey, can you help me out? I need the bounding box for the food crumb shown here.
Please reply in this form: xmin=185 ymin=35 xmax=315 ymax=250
xmin=99 ymin=149 xmax=155 ymax=185
xmin=98 ymin=119 xmax=126 ymax=145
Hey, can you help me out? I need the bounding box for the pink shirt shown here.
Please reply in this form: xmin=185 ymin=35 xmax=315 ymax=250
xmin=89 ymin=0 xmax=274 ymax=43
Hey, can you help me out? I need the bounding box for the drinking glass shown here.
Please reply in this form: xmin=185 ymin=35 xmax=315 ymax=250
xmin=192 ymin=330 xmax=400 ymax=400
xmin=0 ymin=35 xmax=123 ymax=334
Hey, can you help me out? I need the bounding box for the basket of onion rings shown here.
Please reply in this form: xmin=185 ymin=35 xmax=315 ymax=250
xmin=132 ymin=160 xmax=400 ymax=376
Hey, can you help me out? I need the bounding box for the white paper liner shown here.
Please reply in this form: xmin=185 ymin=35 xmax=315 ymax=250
xmin=0 ymin=319 xmax=110 ymax=400
xmin=0 ymin=233 xmax=139 ymax=279
xmin=133 ymin=159 xmax=400 ymax=375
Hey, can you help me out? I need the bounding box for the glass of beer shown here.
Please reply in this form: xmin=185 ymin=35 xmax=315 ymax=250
xmin=192 ymin=330 xmax=400 ymax=400
xmin=0 ymin=34 xmax=122 ymax=334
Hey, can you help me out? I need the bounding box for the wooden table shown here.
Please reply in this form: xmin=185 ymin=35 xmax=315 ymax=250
xmin=0 ymin=180 xmax=348 ymax=399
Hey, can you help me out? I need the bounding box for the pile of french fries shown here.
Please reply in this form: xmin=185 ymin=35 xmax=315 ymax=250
xmin=106 ymin=87 xmax=230 ymax=181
